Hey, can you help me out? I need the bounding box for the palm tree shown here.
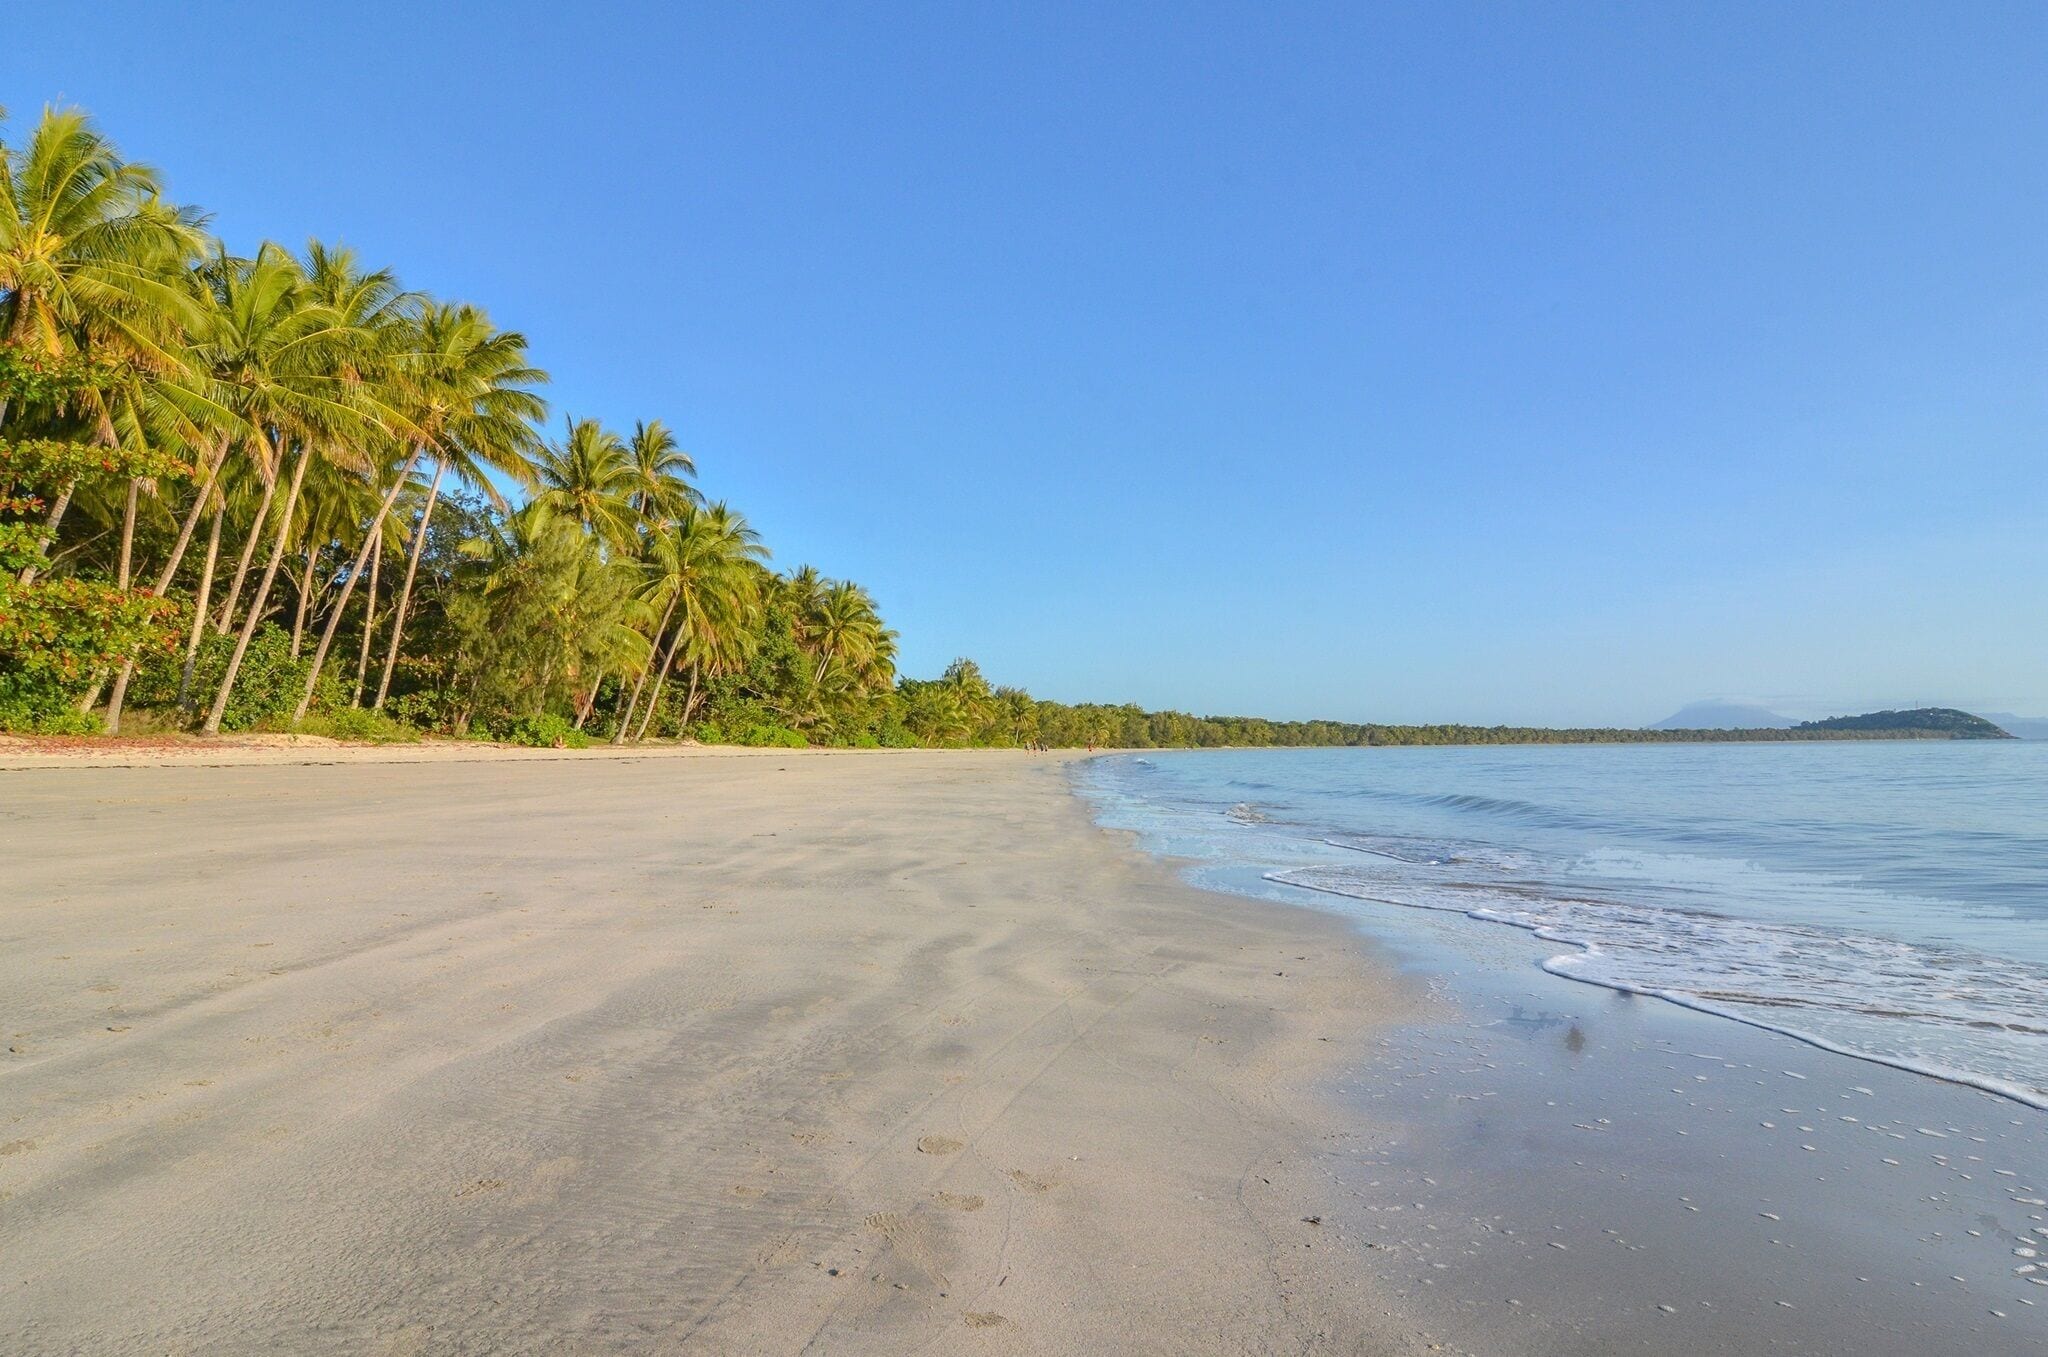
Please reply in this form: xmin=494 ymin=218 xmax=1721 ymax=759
xmin=0 ymin=105 xmax=207 ymax=391
xmin=295 ymin=302 xmax=543 ymax=720
xmin=625 ymin=418 xmax=698 ymax=524
xmin=368 ymin=312 xmax=544 ymax=711
xmin=528 ymin=416 xmax=638 ymax=549
xmin=805 ymin=580 xmax=890 ymax=687
xmin=193 ymin=243 xmax=390 ymax=734
xmin=616 ymin=502 xmax=766 ymax=742
xmin=1 ymin=105 xmax=211 ymax=589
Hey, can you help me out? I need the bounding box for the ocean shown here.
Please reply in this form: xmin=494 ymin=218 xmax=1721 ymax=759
xmin=1079 ymin=740 xmax=2048 ymax=1109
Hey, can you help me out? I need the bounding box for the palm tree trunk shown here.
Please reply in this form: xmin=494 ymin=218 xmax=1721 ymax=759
xmin=612 ymin=590 xmax=680 ymax=744
xmin=176 ymin=504 xmax=225 ymax=710
xmin=294 ymin=450 xmax=420 ymax=722
xmin=16 ymin=479 xmax=76 ymax=584
xmin=98 ymin=450 xmax=235 ymax=728
xmin=289 ymin=545 xmax=314 ymax=658
xmin=216 ymin=459 xmax=278 ymax=632
xmin=680 ymin=664 xmax=701 ymax=735
xmin=573 ymin=667 xmax=605 ymax=730
xmin=373 ymin=458 xmax=445 ymax=710
xmin=633 ymin=602 xmax=690 ymax=742
xmin=352 ymin=527 xmax=381 ymax=708
xmin=203 ymin=441 xmax=310 ymax=735
xmin=89 ymin=478 xmax=145 ymax=731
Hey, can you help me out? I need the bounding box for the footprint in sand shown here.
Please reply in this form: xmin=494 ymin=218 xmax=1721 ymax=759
xmin=934 ymin=1192 xmax=984 ymax=1211
xmin=1006 ymin=1169 xmax=1053 ymax=1193
xmin=917 ymin=1136 xmax=963 ymax=1155
xmin=453 ymin=1177 xmax=504 ymax=1199
xmin=963 ymin=1312 xmax=1011 ymax=1329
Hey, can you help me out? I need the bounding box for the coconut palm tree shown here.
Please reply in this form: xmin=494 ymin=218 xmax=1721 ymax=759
xmin=625 ymin=418 xmax=698 ymax=525
xmin=616 ymin=502 xmax=767 ymax=742
xmin=1 ymin=105 xmax=213 ymax=593
xmin=296 ymin=302 xmax=543 ymax=720
xmin=0 ymin=105 xmax=207 ymax=389
xmin=528 ymin=416 xmax=637 ymax=550
xmin=192 ymin=243 xmax=390 ymax=734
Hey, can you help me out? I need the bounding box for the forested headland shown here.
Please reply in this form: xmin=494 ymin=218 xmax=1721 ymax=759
xmin=0 ymin=108 xmax=2013 ymax=753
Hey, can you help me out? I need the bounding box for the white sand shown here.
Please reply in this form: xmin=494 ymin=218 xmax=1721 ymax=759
xmin=0 ymin=749 xmax=1424 ymax=1354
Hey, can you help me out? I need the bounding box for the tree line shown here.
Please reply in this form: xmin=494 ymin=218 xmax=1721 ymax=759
xmin=0 ymin=105 xmax=1985 ymax=753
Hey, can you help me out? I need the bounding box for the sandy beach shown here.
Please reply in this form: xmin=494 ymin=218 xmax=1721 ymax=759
xmin=0 ymin=749 xmax=1430 ymax=1355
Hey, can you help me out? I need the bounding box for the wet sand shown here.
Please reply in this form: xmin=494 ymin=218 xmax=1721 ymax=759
xmin=1250 ymin=870 xmax=2048 ymax=1355
xmin=0 ymin=750 xmax=1429 ymax=1354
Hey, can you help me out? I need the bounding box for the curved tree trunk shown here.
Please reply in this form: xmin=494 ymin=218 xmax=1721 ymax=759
xmin=91 ymin=478 xmax=145 ymax=730
xmin=573 ymin=667 xmax=606 ymax=730
xmin=16 ymin=479 xmax=76 ymax=584
xmin=107 ymin=442 xmax=235 ymax=725
xmin=289 ymin=545 xmax=314 ymax=658
xmin=372 ymin=458 xmax=445 ymax=710
xmin=632 ymin=599 xmax=690 ymax=742
xmin=351 ymin=526 xmax=382 ymax=708
xmin=203 ymin=440 xmax=310 ymax=735
xmin=294 ymin=450 xmax=420 ymax=722
xmin=612 ymin=590 xmax=680 ymax=744
xmin=176 ymin=504 xmax=226 ymax=711
xmin=679 ymin=665 xmax=702 ymax=736
xmin=216 ymin=456 xmax=278 ymax=632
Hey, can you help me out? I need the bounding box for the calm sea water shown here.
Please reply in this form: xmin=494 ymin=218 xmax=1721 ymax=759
xmin=1077 ymin=741 xmax=2048 ymax=1108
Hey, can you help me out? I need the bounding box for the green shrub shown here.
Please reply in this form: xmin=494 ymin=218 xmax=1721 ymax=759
xmin=298 ymin=707 xmax=421 ymax=743
xmin=485 ymin=712 xmax=590 ymax=748
xmin=734 ymin=722 xmax=807 ymax=748
xmin=0 ymin=669 xmax=100 ymax=734
xmin=692 ymin=722 xmax=727 ymax=745
xmin=129 ymin=624 xmax=341 ymax=731
xmin=382 ymin=690 xmax=449 ymax=732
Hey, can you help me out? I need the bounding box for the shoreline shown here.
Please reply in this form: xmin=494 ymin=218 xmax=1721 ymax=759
xmin=0 ymin=750 xmax=1433 ymax=1354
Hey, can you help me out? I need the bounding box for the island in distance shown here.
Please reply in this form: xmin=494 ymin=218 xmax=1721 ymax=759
xmin=1650 ymin=703 xmax=2014 ymax=738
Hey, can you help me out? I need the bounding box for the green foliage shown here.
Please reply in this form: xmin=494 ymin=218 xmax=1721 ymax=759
xmin=382 ymin=691 xmax=450 ymax=731
xmin=0 ymin=670 xmax=101 ymax=734
xmin=0 ymin=437 xmax=192 ymax=498
xmin=131 ymin=624 xmax=340 ymax=731
xmin=297 ymin=707 xmax=420 ymax=743
xmin=0 ymin=576 xmax=182 ymax=682
xmin=479 ymin=711 xmax=590 ymax=748
xmin=0 ymin=347 xmax=117 ymax=409
xmin=733 ymin=723 xmax=807 ymax=748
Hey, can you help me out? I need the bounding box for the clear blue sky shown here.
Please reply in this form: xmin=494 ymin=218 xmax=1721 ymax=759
xmin=10 ymin=3 xmax=2045 ymax=725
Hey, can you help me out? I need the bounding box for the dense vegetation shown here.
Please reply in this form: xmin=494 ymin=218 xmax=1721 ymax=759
xmin=0 ymin=107 xmax=2014 ymax=753
xmin=1798 ymin=708 xmax=2012 ymax=739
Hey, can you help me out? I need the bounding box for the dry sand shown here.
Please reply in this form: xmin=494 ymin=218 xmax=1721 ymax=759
xmin=0 ymin=748 xmax=1427 ymax=1354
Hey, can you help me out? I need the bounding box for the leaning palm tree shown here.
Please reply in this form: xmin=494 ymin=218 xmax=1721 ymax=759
xmin=191 ymin=243 xmax=390 ymax=734
xmin=366 ymin=311 xmax=544 ymax=711
xmin=295 ymin=301 xmax=543 ymax=720
xmin=615 ymin=501 xmax=767 ymax=742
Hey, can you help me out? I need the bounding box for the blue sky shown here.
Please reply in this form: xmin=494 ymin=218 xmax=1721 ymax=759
xmin=10 ymin=3 xmax=2045 ymax=725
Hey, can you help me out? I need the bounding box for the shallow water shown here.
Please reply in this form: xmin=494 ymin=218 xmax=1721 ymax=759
xmin=1077 ymin=743 xmax=2048 ymax=1352
xmin=1079 ymin=742 xmax=2048 ymax=1108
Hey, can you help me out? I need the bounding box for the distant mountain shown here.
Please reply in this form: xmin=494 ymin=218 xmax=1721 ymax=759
xmin=1982 ymin=713 xmax=2048 ymax=740
xmin=1649 ymin=701 xmax=1795 ymax=731
xmin=1797 ymin=708 xmax=2014 ymax=739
